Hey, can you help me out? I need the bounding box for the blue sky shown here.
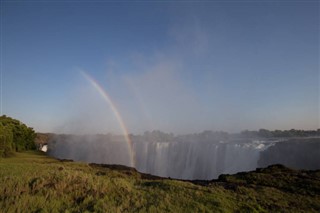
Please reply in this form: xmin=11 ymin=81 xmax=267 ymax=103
xmin=1 ymin=1 xmax=319 ymax=134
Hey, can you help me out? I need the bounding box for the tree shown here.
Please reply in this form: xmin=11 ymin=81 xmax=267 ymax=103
xmin=0 ymin=124 xmax=14 ymax=157
xmin=0 ymin=115 xmax=36 ymax=157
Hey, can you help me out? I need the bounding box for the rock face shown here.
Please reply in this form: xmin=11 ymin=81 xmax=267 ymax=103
xmin=258 ymin=138 xmax=320 ymax=170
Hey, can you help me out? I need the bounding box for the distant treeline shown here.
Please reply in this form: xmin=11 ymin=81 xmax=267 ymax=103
xmin=240 ymin=129 xmax=320 ymax=138
xmin=0 ymin=115 xmax=36 ymax=157
xmin=40 ymin=129 xmax=320 ymax=145
xmin=130 ymin=129 xmax=320 ymax=143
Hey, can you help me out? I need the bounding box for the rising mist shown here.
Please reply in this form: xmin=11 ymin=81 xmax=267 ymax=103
xmin=46 ymin=130 xmax=320 ymax=180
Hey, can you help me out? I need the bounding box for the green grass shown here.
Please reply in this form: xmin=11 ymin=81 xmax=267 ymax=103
xmin=0 ymin=151 xmax=319 ymax=212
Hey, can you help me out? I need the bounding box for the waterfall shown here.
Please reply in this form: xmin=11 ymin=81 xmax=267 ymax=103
xmin=48 ymin=134 xmax=271 ymax=179
xmin=133 ymin=141 xmax=267 ymax=179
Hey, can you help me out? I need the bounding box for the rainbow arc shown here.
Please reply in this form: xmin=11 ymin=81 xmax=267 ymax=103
xmin=81 ymin=71 xmax=135 ymax=167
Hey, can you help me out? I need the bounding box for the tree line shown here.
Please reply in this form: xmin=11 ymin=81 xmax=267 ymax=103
xmin=0 ymin=115 xmax=36 ymax=157
xmin=129 ymin=129 xmax=320 ymax=143
xmin=240 ymin=129 xmax=320 ymax=138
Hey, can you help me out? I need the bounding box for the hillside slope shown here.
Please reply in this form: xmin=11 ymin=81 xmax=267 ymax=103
xmin=0 ymin=151 xmax=319 ymax=212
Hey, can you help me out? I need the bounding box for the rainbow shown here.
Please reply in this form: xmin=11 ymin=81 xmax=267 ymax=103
xmin=81 ymin=71 xmax=135 ymax=168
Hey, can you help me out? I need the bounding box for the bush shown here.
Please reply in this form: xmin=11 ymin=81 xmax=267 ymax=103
xmin=0 ymin=115 xmax=36 ymax=157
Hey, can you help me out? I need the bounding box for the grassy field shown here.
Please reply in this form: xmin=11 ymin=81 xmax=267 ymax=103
xmin=0 ymin=151 xmax=319 ymax=212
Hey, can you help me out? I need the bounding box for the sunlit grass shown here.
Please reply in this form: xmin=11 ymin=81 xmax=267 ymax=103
xmin=0 ymin=151 xmax=319 ymax=212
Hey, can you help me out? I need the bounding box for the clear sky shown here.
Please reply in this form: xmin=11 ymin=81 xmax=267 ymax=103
xmin=1 ymin=0 xmax=319 ymax=134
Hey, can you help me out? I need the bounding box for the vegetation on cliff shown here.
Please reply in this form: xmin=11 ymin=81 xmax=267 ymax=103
xmin=0 ymin=151 xmax=319 ymax=212
xmin=0 ymin=115 xmax=36 ymax=157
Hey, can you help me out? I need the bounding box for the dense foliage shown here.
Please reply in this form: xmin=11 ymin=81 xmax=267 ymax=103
xmin=0 ymin=115 xmax=36 ymax=157
xmin=0 ymin=151 xmax=319 ymax=212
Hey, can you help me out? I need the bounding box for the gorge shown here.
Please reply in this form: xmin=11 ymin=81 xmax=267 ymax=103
xmin=46 ymin=132 xmax=320 ymax=180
